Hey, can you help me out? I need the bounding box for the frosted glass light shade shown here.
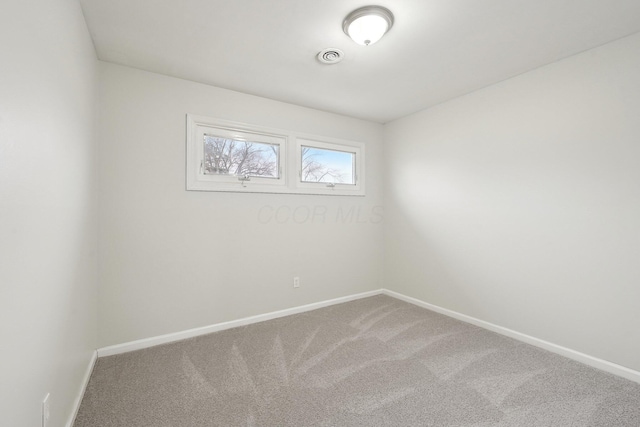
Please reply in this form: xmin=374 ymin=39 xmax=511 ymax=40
xmin=343 ymin=6 xmax=394 ymax=46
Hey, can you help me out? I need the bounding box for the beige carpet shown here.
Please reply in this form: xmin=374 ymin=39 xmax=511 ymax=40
xmin=74 ymin=295 xmax=640 ymax=426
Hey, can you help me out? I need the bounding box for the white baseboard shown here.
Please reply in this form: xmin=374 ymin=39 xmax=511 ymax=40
xmin=97 ymin=289 xmax=384 ymax=357
xmin=382 ymin=289 xmax=640 ymax=384
xmin=94 ymin=287 xmax=640 ymax=385
xmin=66 ymin=349 xmax=97 ymax=427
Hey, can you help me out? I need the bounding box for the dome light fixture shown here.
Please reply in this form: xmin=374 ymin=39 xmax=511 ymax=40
xmin=343 ymin=5 xmax=394 ymax=46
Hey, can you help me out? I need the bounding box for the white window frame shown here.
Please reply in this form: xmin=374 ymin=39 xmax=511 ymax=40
xmin=186 ymin=115 xmax=287 ymax=193
xmin=295 ymin=137 xmax=364 ymax=196
xmin=186 ymin=114 xmax=365 ymax=196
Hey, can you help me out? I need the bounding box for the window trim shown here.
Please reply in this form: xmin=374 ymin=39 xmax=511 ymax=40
xmin=186 ymin=114 xmax=365 ymax=196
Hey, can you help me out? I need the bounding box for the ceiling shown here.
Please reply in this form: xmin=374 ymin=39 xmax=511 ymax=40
xmin=79 ymin=0 xmax=640 ymax=123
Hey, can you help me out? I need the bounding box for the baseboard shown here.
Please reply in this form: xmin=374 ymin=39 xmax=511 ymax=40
xmin=382 ymin=289 xmax=640 ymax=384
xmin=95 ymin=287 xmax=640 ymax=385
xmin=66 ymin=349 xmax=97 ymax=427
xmin=97 ymin=289 xmax=384 ymax=357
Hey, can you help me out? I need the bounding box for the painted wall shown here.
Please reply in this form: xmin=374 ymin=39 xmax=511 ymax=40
xmin=0 ymin=1 xmax=98 ymax=426
xmin=384 ymin=33 xmax=640 ymax=371
xmin=97 ymin=63 xmax=384 ymax=347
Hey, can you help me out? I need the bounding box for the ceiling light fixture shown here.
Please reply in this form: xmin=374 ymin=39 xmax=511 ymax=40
xmin=343 ymin=5 xmax=394 ymax=46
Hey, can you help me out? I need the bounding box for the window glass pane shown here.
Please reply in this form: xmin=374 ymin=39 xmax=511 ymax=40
xmin=204 ymin=135 xmax=279 ymax=178
xmin=301 ymin=146 xmax=355 ymax=184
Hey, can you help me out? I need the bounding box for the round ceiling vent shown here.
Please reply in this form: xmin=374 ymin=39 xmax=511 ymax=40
xmin=317 ymin=48 xmax=344 ymax=64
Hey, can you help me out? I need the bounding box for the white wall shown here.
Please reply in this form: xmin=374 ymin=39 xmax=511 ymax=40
xmin=0 ymin=1 xmax=98 ymax=426
xmin=384 ymin=33 xmax=640 ymax=371
xmin=97 ymin=63 xmax=384 ymax=347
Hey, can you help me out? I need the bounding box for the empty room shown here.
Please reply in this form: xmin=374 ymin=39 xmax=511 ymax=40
xmin=2 ymin=0 xmax=640 ymax=426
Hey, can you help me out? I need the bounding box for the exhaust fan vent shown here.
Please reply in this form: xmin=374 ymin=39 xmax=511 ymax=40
xmin=317 ymin=48 xmax=344 ymax=64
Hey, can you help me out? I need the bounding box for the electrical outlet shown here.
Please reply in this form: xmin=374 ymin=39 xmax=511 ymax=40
xmin=293 ymin=277 xmax=300 ymax=288
xmin=42 ymin=393 xmax=50 ymax=427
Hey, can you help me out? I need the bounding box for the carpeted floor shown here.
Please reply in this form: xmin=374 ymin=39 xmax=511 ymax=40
xmin=74 ymin=295 xmax=640 ymax=426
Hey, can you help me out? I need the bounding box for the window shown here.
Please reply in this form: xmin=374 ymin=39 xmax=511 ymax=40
xmin=301 ymin=147 xmax=354 ymax=184
xmin=187 ymin=115 xmax=286 ymax=192
xmin=203 ymin=136 xmax=280 ymax=179
xmin=296 ymin=138 xmax=363 ymax=195
xmin=187 ymin=115 xmax=365 ymax=196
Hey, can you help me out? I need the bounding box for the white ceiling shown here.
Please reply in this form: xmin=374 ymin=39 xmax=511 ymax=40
xmin=80 ymin=0 xmax=640 ymax=123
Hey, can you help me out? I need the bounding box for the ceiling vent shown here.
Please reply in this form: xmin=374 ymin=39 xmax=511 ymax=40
xmin=317 ymin=48 xmax=344 ymax=64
